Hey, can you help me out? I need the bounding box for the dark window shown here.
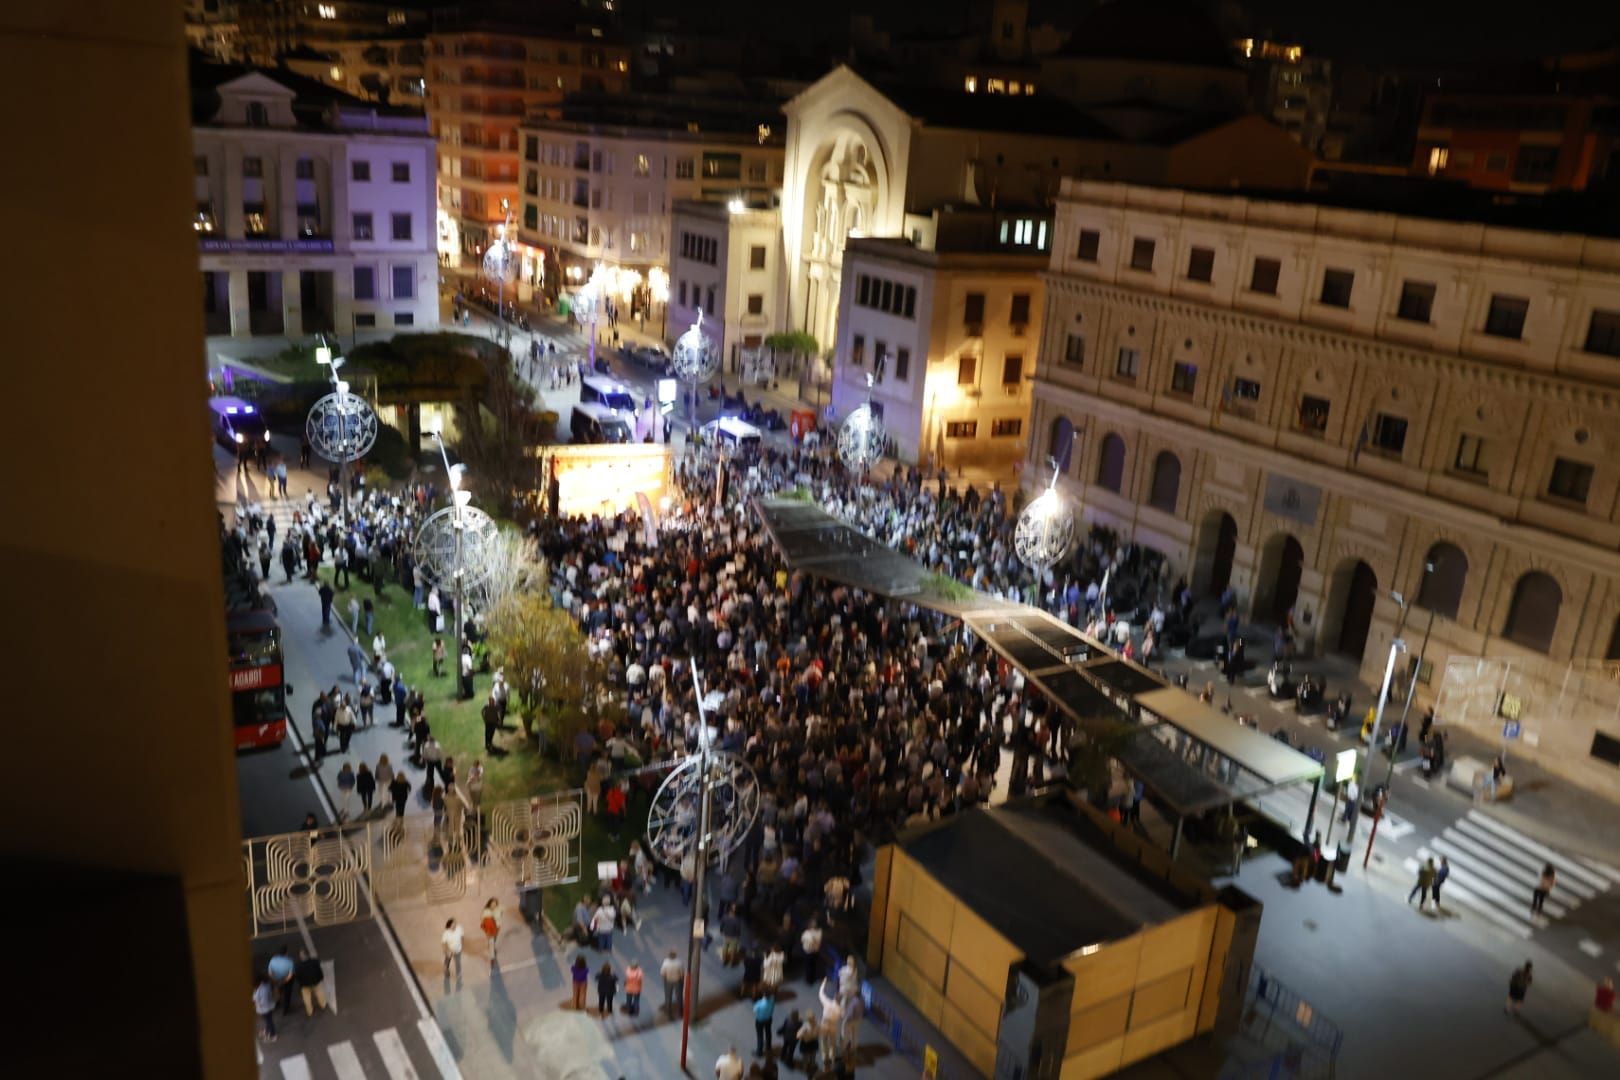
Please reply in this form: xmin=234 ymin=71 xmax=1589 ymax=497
xmin=246 ymin=102 xmax=268 ymax=127
xmin=1149 ymin=451 xmax=1181 ymax=512
xmin=1049 ymin=417 xmax=1075 ymax=472
xmin=1170 ymin=362 xmax=1197 ymax=395
xmin=706 ymin=286 xmax=715 ymax=312
xmin=1503 ymin=571 xmax=1561 ymax=653
xmin=746 ymin=294 xmax=763 ymax=315
xmin=524 ymin=136 xmax=538 ymax=162
xmin=194 ymin=155 xmax=208 ymax=176
xmin=395 ymin=312 xmax=414 ymax=326
xmin=992 ymin=418 xmax=1023 ymax=437
xmin=352 ymin=160 xmax=370 ymax=181
xmin=873 ymin=341 xmax=888 ymax=380
xmin=355 ymin=313 xmax=376 ymax=328
xmin=1584 ymin=310 xmax=1620 ymax=356
xmin=1002 ymin=354 xmax=1024 ymax=386
xmin=295 ymin=157 xmax=315 ymax=180
xmin=1548 ymin=457 xmax=1594 ymax=505
xmin=1417 ymin=542 xmax=1468 ymax=619
xmin=857 ymin=275 xmax=870 ymax=307
xmin=1116 ymin=347 xmax=1140 ymax=379
xmin=1484 ymin=295 xmax=1528 ymax=339
xmin=903 ymin=287 xmax=916 ymax=319
xmin=524 ymin=204 xmax=537 ymax=230
xmin=352 ymin=213 xmax=373 ymax=240
xmin=678 ymin=282 xmax=687 ymax=307
xmin=1372 ymin=413 xmax=1408 ymax=454
xmin=1233 ymin=377 xmax=1261 ymax=401
xmin=1250 ymin=257 xmax=1280 ymax=295
xmin=946 ymin=420 xmax=978 ymax=438
xmin=1396 ymin=281 xmax=1436 ymax=323
xmin=1455 ymin=434 xmax=1487 ymax=476
xmin=391 ymin=213 xmax=411 ymax=241
xmin=1513 ymin=145 xmax=1559 ymax=184
xmin=242 ymin=156 xmax=263 ymax=178
xmin=1096 ymin=433 xmax=1126 ymax=492
xmin=1186 ymin=246 xmax=1214 ymax=283
xmin=1320 ymin=268 xmax=1354 ymax=308
xmin=1010 ymin=293 xmax=1031 ymax=327
xmin=353 ymin=265 xmax=375 ymax=301
xmin=1076 ymin=229 xmax=1100 ymax=262
xmin=964 ymin=292 xmax=985 ymax=329
xmin=1293 ymin=395 xmax=1328 ymax=433
xmin=1591 ymin=731 xmax=1620 ymax=768
xmin=392 ymin=265 xmax=414 ymax=299
xmin=1064 ymin=334 xmax=1085 ymax=367
xmin=749 ymin=245 xmax=766 ymax=270
xmin=957 ymin=353 xmax=977 ymax=385
xmin=851 ymin=335 xmax=865 ymax=366
xmin=1130 ymin=237 xmax=1155 ymax=272
xmin=894 ymin=348 xmax=910 ymax=382
xmin=392 ymin=161 xmax=410 ymax=182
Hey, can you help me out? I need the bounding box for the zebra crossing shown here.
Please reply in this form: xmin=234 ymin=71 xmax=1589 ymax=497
xmin=1248 ymin=781 xmax=1413 ymax=843
xmin=262 ymin=1020 xmax=461 ymax=1080
xmin=1403 ymin=809 xmax=1620 ymax=940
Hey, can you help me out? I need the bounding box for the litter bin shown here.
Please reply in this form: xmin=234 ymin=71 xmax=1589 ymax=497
xmin=1335 ymin=845 xmax=1351 ymax=872
xmin=518 ymin=884 xmax=543 ymax=923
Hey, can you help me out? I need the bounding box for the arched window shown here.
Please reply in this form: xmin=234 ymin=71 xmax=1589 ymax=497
xmin=1148 ymin=451 xmax=1181 ymax=513
xmin=1096 ymin=433 xmax=1126 ymax=493
xmin=1416 ymin=542 xmax=1468 ymax=620
xmin=1503 ymin=572 xmax=1561 ymax=653
xmin=1048 ymin=417 xmax=1074 ymax=475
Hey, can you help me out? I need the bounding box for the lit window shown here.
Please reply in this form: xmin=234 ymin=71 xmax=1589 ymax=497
xmin=1024 ymin=83 xmax=1035 ymax=96
xmin=985 ymin=78 xmax=1006 ymax=94
xmin=964 ymin=76 xmax=977 ymax=93
xmin=1008 ymin=81 xmax=1021 ymax=94
xmin=317 ymin=3 xmax=336 ymax=18
xmin=1427 ymin=146 xmax=1449 ymax=176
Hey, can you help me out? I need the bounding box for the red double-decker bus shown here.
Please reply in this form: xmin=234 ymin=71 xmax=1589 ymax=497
xmin=227 ymin=608 xmax=289 ymax=750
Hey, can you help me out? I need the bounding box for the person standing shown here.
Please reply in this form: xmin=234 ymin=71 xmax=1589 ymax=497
xmin=795 ymin=1014 xmax=818 ymax=1069
xmin=1408 ymin=857 xmax=1436 ymax=910
xmin=253 ymin=974 xmax=278 ymax=1043
xmin=594 ymin=961 xmax=619 ymax=1017
xmin=355 ymin=761 xmax=376 ymax=814
xmin=392 ymin=675 xmax=409 ymax=728
xmin=715 ymin=1046 xmax=744 ymax=1080
xmin=777 ymin=1009 xmax=802 ymax=1069
xmin=309 ymin=690 xmax=330 ymax=762
xmin=442 ymin=918 xmax=464 ymax=982
xmin=571 ymin=954 xmax=590 ymax=1010
xmin=1506 ymin=960 xmax=1533 ymax=1014
xmin=389 ymin=769 xmax=411 ymax=817
xmin=358 ymin=681 xmax=375 ymax=728
xmin=294 ymin=948 xmax=328 ymax=1016
xmin=1532 ymin=864 xmax=1556 ymax=918
xmin=267 ymin=946 xmax=297 ymax=1015
xmin=347 ymin=640 xmax=367 ymax=689
xmin=460 ymin=645 xmax=475 ymax=700
xmin=661 ymin=950 xmax=684 ymax=1017
xmin=363 ymin=597 xmax=375 ymax=638
xmin=753 ymin=991 xmax=775 ymax=1057
xmin=591 ymin=895 xmax=617 ymax=951
xmin=1433 ymin=856 xmax=1450 ymax=909
xmin=483 ymin=693 xmax=502 ymax=753
xmin=347 ymin=595 xmax=361 ymax=637
xmin=481 ymin=897 xmax=503 ymax=969
xmin=335 ymin=761 xmax=356 ymax=820
xmin=801 ymin=920 xmax=823 ymax=985
xmin=318 ymin=580 xmax=335 ymax=627
xmin=762 ymin=945 xmax=785 ymax=995
xmin=335 ymin=695 xmax=356 ymax=753
xmin=623 ymin=959 xmax=644 ymax=1017
xmin=432 ymin=636 xmax=446 ymax=676
xmin=375 ymin=753 xmax=393 ymax=800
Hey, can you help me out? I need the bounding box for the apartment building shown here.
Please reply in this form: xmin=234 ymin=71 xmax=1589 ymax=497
xmin=1029 ymin=179 xmax=1620 ymax=788
xmin=193 ymin=64 xmax=439 ymax=338
xmin=1413 ymin=91 xmax=1620 ymax=192
xmin=665 ymin=199 xmax=785 ymax=371
xmin=828 ymin=208 xmax=1052 ymax=472
xmin=427 ymin=24 xmax=630 ymax=259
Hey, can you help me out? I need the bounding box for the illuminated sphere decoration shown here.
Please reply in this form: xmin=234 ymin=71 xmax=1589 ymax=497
xmin=413 ymin=504 xmax=502 ymax=595
xmin=305 ymin=391 xmax=378 ymax=464
xmin=837 ymin=402 xmax=886 ymax=473
xmin=482 ymin=234 xmax=515 ymax=282
xmin=672 ymin=308 xmax=719 ymax=384
xmin=1015 ymin=487 xmax=1076 ymax=571
xmin=645 ymin=751 xmax=759 ymax=869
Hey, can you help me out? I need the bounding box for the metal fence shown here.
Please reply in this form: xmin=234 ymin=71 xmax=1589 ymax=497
xmin=1230 ymin=964 xmax=1343 ymax=1078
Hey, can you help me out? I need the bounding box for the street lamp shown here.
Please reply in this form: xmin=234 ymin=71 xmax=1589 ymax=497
xmin=573 ymin=263 xmax=609 ymax=375
xmin=483 ymin=212 xmax=516 ymax=353
xmin=307 ymin=340 xmax=377 ymax=514
xmin=414 ymin=425 xmax=499 ymax=698
xmin=1343 ymin=582 xmax=1417 ymax=861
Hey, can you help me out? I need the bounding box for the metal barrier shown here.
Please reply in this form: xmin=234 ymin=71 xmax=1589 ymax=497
xmin=1235 ymin=964 xmax=1343 ymax=1078
xmin=823 ymin=943 xmax=936 ymax=1076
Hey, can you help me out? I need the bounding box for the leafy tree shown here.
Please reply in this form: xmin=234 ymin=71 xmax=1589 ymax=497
xmin=484 ymin=591 xmax=589 ymax=743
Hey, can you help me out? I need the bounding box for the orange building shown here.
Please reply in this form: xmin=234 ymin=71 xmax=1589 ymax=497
xmin=1413 ymin=92 xmax=1620 ymax=192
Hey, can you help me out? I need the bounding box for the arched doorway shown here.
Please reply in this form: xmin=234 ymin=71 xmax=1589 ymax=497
xmin=1256 ymin=534 xmax=1304 ymax=623
xmin=1335 ymin=561 xmax=1378 ymax=659
xmin=1194 ymin=510 xmax=1238 ymax=596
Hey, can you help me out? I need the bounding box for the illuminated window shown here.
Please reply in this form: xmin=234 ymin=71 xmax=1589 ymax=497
xmin=964 ymin=76 xmax=977 ymax=93
xmin=1024 ymin=83 xmax=1035 ymax=95
xmin=1008 ymin=81 xmax=1021 ymax=94
xmin=1426 ymin=146 xmax=1449 ymax=176
xmin=985 ymin=78 xmax=1006 ymax=94
xmin=388 ymin=10 xmax=406 ymax=26
xmin=317 ymin=3 xmax=336 ymax=18
xmin=634 ymin=154 xmax=649 ymax=177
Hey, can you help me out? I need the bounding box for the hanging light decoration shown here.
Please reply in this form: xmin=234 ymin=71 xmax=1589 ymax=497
xmin=1015 ymin=457 xmax=1076 ymax=571
xmin=837 ymin=371 xmax=886 ymax=474
xmin=671 ymin=308 xmax=719 ymax=384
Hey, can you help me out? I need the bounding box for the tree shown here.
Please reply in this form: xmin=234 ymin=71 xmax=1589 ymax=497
xmin=478 ymin=529 xmax=544 ymax=612
xmin=452 ymin=343 xmax=539 ymax=505
xmin=484 ymin=591 xmax=590 ymax=743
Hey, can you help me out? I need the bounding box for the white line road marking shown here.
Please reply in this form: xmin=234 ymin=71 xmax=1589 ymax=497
xmin=1452 ymin=820 xmax=1598 ymax=900
xmin=1393 ymin=757 xmax=1423 ymax=773
xmin=323 ymin=959 xmax=338 ymax=1014
xmin=1381 ymin=815 xmax=1415 ymax=840
xmin=328 ymin=1040 xmax=367 ymax=1080
xmin=1465 ymin=811 xmax=1614 ymax=893
xmin=418 ymin=1018 xmax=465 ymax=1080
xmin=1404 ymin=856 xmax=1532 ymax=940
xmin=280 ymin=1056 xmax=313 ymax=1080
xmin=373 ymin=1028 xmax=421 ymax=1080
xmin=1578 ymin=854 xmax=1620 ymax=887
xmin=1579 ymin=939 xmax=1604 ymax=958
xmin=1429 ymin=838 xmax=1569 ymax=918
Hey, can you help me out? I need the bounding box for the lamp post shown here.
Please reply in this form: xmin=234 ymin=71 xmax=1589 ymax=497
xmin=672 ymin=307 xmax=719 ymax=438
xmin=431 ymin=429 xmax=468 ymax=688
xmin=1343 ymin=586 xmax=1413 ymax=859
xmin=309 ymin=340 xmax=377 ymax=516
xmin=483 ymin=212 xmax=516 ymax=354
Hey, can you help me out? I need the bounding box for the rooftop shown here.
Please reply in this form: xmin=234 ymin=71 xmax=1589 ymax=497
xmin=1055 ymin=0 xmax=1238 ymax=69
xmin=526 ymin=90 xmax=786 ymax=141
xmin=842 ymin=66 xmax=1118 ymax=140
xmin=190 ymin=56 xmax=428 ymax=130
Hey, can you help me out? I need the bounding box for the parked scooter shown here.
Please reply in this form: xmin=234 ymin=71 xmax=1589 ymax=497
xmin=1267 ymin=661 xmax=1294 ymax=699
xmin=1324 ymin=691 xmax=1353 ymax=731
xmin=1296 ymin=674 xmax=1325 ymax=714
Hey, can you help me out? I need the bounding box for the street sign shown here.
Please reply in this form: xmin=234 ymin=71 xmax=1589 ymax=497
xmin=1334 ymin=748 xmax=1357 ymax=784
xmin=1502 ymin=719 xmax=1521 ymax=741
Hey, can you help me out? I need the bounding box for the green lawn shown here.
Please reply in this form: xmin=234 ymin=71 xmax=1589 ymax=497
xmin=315 ymin=566 xmax=636 ymax=930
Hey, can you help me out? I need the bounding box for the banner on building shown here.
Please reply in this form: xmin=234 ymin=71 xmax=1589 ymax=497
xmin=1263 ymin=474 xmax=1322 ymax=526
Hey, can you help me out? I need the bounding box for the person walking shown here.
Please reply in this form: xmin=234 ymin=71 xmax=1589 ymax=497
xmin=335 ymin=695 xmax=356 ymax=753
xmin=777 ymin=1009 xmax=802 ymax=1068
xmin=753 ymin=991 xmax=776 ymax=1057
xmin=594 ymin=962 xmax=619 ymax=1018
xmin=389 ymin=769 xmax=411 ymax=817
xmin=591 ymin=895 xmax=618 ymax=951
xmin=571 ymin=954 xmax=591 ymax=1010
xmin=1532 ymin=864 xmax=1556 ymax=918
xmin=318 ymin=580 xmax=335 ymax=627
xmin=762 ymin=944 xmax=784 ymax=994
xmin=335 ymin=761 xmax=356 ymax=820
xmin=460 ymin=645 xmax=475 ymax=700
xmin=1408 ymin=857 xmax=1436 ymax=910
xmin=1506 ymin=960 xmax=1533 ymax=1014
xmin=345 ymin=640 xmax=367 ymax=686
xmin=432 ymin=636 xmax=446 ymax=677
xmin=795 ymin=1014 xmax=818 ymax=1069
xmin=358 ymin=681 xmax=375 ymax=728
xmin=347 ymin=595 xmax=361 ymax=636
xmin=623 ymin=959 xmax=644 ymax=1017
xmin=294 ymin=948 xmax=328 ymax=1016
xmin=661 ymin=950 xmax=684 ymax=1017
xmin=253 ymin=974 xmax=278 ymax=1042
xmin=1433 ymin=856 xmax=1450 ymax=909
xmin=481 ymin=898 xmax=503 ymax=969
xmin=817 ymin=999 xmax=843 ymax=1072
xmin=442 ymin=918 xmax=464 ymax=982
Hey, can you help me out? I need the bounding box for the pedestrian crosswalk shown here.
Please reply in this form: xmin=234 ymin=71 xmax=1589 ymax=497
xmin=264 ymin=1021 xmax=460 ymax=1080
xmin=1248 ymin=782 xmax=1413 ymax=843
xmin=1403 ymin=809 xmax=1619 ymax=940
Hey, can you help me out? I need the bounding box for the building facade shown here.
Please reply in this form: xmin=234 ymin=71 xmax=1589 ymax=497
xmin=665 ymin=200 xmax=785 ymax=371
xmin=426 ymin=25 xmax=630 ymax=259
xmin=193 ymin=69 xmax=439 ymax=339
xmin=1413 ymin=92 xmax=1620 ymax=192
xmin=828 ymin=208 xmax=1051 ymax=472
xmin=1029 ymin=179 xmax=1620 ymax=790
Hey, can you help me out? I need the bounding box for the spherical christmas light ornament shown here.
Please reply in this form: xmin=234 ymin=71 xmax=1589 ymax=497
xmin=305 ymin=390 xmax=378 ymax=464
xmin=672 ymin=308 xmax=719 ymax=384
xmin=1015 ymin=462 xmax=1077 ymax=570
xmin=645 ymin=751 xmax=760 ymax=869
xmin=482 ymin=233 xmax=515 ymax=282
xmin=837 ymin=402 xmax=886 ymax=473
xmin=413 ymin=503 xmax=502 ymax=593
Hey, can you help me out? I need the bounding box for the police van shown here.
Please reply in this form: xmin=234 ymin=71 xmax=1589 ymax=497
xmin=571 ymin=402 xmax=634 ymax=444
xmin=701 ymin=415 xmax=763 ymax=453
xmin=208 ymin=395 xmax=271 ymax=450
xmin=579 ymin=376 xmax=638 ymax=415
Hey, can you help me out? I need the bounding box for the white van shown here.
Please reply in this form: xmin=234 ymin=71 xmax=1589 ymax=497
xmin=701 ymin=416 xmax=763 ymax=453
xmin=571 ymin=402 xmax=633 ymax=444
xmin=580 ymin=376 xmax=638 ymax=415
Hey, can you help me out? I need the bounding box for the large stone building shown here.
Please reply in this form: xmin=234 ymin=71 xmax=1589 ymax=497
xmin=192 ymin=64 xmax=439 ymax=340
xmin=1028 ymin=179 xmax=1620 ymax=789
xmin=426 ymin=21 xmax=630 ymax=259
xmin=666 ymin=200 xmax=786 ymax=374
